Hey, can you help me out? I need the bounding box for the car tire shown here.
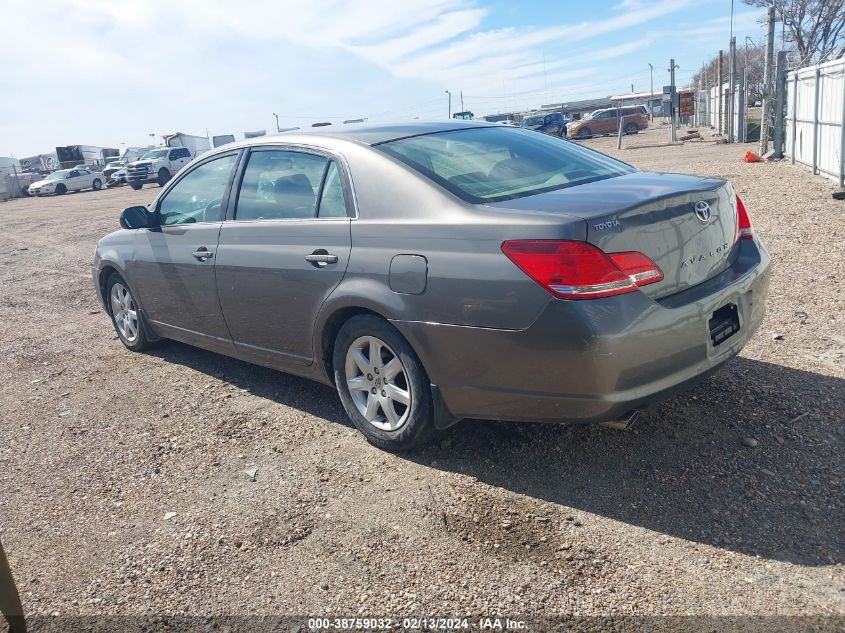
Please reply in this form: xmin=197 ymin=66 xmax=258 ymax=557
xmin=157 ymin=168 xmax=171 ymax=187
xmin=55 ymin=184 xmax=66 ymax=195
xmin=105 ymin=272 xmax=153 ymax=352
xmin=577 ymin=127 xmax=592 ymax=139
xmin=130 ymin=183 xmax=143 ymax=190
xmin=624 ymin=123 xmax=639 ymax=134
xmin=92 ymin=178 xmax=102 ymax=190
xmin=333 ymin=314 xmax=436 ymax=451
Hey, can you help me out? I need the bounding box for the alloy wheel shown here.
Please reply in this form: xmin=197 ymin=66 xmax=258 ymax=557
xmin=110 ymin=282 xmax=139 ymax=344
xmin=344 ymin=335 xmax=411 ymax=431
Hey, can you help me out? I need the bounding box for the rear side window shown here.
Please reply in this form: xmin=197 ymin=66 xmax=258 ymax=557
xmin=317 ymin=162 xmax=348 ymax=218
xmin=235 ymin=150 xmax=325 ymax=220
xmin=377 ymin=127 xmax=635 ymax=203
xmin=234 ymin=150 xmax=349 ymax=221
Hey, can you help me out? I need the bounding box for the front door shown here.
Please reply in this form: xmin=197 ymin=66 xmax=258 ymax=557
xmin=215 ymin=148 xmax=352 ymax=367
xmin=128 ymin=151 xmax=239 ymax=351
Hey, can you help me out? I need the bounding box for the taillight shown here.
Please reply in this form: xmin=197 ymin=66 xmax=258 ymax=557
xmin=501 ymin=240 xmax=663 ymax=300
xmin=736 ymin=194 xmax=753 ymax=240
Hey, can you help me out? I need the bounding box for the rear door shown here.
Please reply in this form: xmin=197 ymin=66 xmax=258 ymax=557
xmin=169 ymin=147 xmax=192 ymax=174
xmin=66 ymin=169 xmax=83 ymax=191
xmin=129 ymin=151 xmax=240 ymax=351
xmin=215 ymin=147 xmax=353 ymax=367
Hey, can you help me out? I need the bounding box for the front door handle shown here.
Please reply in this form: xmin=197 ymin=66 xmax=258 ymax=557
xmin=192 ymin=247 xmax=214 ymax=261
xmin=305 ymin=250 xmax=338 ymax=267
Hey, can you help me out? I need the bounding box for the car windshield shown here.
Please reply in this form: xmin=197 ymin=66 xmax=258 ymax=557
xmin=45 ymin=170 xmax=71 ymax=180
xmin=141 ymin=149 xmax=169 ymax=160
xmin=377 ymin=126 xmax=635 ymax=203
xmin=521 ymin=116 xmax=544 ymax=127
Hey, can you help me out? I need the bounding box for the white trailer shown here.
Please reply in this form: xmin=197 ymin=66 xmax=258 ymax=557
xmin=162 ymin=132 xmax=211 ymax=157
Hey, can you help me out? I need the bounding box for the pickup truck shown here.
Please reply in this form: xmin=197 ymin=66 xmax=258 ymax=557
xmin=126 ymin=147 xmax=192 ymax=189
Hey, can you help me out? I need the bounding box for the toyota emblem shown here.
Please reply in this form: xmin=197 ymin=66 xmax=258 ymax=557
xmin=693 ymin=200 xmax=712 ymax=222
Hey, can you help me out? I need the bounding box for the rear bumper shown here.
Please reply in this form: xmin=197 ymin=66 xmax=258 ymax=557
xmin=393 ymin=239 xmax=771 ymax=423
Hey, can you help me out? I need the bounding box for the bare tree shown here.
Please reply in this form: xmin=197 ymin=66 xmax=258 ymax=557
xmin=692 ymin=46 xmax=766 ymax=103
xmin=744 ymin=0 xmax=845 ymax=64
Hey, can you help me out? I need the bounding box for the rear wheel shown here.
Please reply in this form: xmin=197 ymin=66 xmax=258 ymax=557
xmin=577 ymin=127 xmax=592 ymax=139
xmin=157 ymin=168 xmax=171 ymax=187
xmin=106 ymin=273 xmax=153 ymax=352
xmin=92 ymin=178 xmax=102 ymax=190
xmin=333 ymin=315 xmax=436 ymax=451
xmin=624 ymin=123 xmax=639 ymax=134
xmin=55 ymin=184 xmax=66 ymax=195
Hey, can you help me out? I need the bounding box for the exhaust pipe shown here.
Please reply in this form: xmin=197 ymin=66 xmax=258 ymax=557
xmin=599 ymin=410 xmax=640 ymax=431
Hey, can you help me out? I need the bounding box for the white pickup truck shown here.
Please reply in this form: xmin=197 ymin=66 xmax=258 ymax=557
xmin=125 ymin=147 xmax=192 ymax=189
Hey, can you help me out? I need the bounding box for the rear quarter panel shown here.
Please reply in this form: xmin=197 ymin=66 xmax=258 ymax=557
xmin=314 ymin=143 xmax=586 ymax=332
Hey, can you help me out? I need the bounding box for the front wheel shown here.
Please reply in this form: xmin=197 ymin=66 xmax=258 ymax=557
xmin=333 ymin=315 xmax=436 ymax=451
xmin=129 ymin=183 xmax=143 ymax=190
xmin=55 ymin=184 xmax=66 ymax=195
xmin=577 ymin=127 xmax=592 ymax=139
xmin=106 ymin=273 xmax=153 ymax=351
xmin=92 ymin=178 xmax=102 ymax=190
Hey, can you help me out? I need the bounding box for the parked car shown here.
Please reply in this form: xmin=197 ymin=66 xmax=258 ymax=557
xmin=28 ymin=168 xmax=103 ymax=195
xmin=567 ymin=106 xmax=648 ymax=139
xmin=92 ymin=122 xmax=769 ymax=451
xmin=126 ymin=147 xmax=192 ymax=189
xmin=103 ymin=160 xmax=128 ymax=187
xmin=521 ymin=111 xmax=569 ymax=137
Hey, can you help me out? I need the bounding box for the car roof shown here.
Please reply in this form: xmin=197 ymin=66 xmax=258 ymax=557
xmin=230 ymin=120 xmax=501 ymax=149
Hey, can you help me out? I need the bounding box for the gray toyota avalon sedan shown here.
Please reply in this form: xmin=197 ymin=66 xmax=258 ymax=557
xmin=93 ymin=121 xmax=770 ymax=451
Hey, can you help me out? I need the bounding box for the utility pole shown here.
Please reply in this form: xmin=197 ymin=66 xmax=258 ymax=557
xmin=738 ymin=67 xmax=747 ymax=142
xmin=648 ymin=63 xmax=654 ymax=121
xmin=728 ymin=36 xmax=737 ymax=143
xmin=669 ymin=58 xmax=678 ymax=142
xmin=460 ymin=90 xmax=464 ymax=112
xmin=717 ymin=50 xmax=723 ymax=135
xmin=772 ymin=50 xmax=787 ymax=158
xmin=272 ymin=113 xmax=281 ymax=133
xmin=760 ymin=5 xmax=776 ymax=155
xmin=445 ymin=90 xmax=452 ymax=119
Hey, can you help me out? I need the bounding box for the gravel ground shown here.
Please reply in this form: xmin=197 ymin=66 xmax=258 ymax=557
xmin=0 ymin=128 xmax=843 ymax=630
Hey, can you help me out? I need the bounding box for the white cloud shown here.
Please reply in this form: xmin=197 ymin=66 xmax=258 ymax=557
xmin=0 ymin=0 xmax=700 ymax=154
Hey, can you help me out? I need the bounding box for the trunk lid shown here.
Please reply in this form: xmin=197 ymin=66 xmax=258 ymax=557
xmin=488 ymin=172 xmax=738 ymax=298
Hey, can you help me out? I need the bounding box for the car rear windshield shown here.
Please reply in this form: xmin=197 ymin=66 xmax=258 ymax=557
xmin=377 ymin=127 xmax=635 ymax=203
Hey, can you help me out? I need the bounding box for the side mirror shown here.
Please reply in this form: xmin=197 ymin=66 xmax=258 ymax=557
xmin=120 ymin=206 xmax=152 ymax=230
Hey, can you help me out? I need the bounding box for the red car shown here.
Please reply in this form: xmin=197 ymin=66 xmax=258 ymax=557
xmin=568 ymin=106 xmax=649 ymax=139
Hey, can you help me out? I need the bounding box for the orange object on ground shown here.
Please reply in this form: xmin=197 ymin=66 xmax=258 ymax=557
xmin=744 ymin=151 xmax=762 ymax=163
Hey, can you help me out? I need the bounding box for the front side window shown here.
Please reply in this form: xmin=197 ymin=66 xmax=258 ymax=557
xmin=157 ymin=154 xmax=237 ymax=225
xmin=235 ymin=150 xmax=328 ymax=221
xmin=377 ymin=127 xmax=635 ymax=203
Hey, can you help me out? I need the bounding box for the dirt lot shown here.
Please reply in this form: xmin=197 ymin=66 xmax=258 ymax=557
xmin=1 ymin=128 xmax=843 ymax=629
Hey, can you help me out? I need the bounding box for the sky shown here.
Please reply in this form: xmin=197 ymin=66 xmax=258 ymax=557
xmin=0 ymin=0 xmax=768 ymax=158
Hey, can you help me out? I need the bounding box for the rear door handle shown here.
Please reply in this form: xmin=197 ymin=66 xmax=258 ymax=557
xmin=305 ymin=250 xmax=338 ymax=266
xmin=192 ymin=247 xmax=214 ymax=261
